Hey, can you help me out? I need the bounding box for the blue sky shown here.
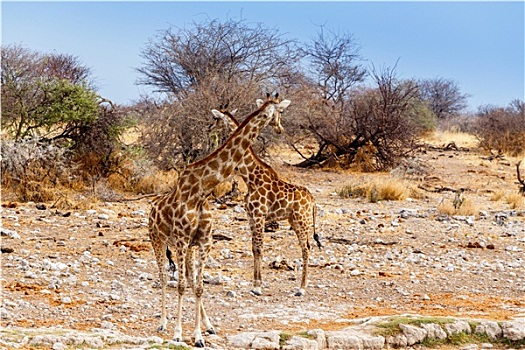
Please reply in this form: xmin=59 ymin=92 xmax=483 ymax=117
xmin=3 ymin=1 xmax=524 ymax=111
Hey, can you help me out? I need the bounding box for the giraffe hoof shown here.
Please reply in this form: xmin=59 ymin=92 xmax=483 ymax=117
xmin=156 ymin=325 xmax=167 ymax=332
xmin=206 ymin=328 xmax=217 ymax=335
xmin=194 ymin=339 xmax=205 ymax=348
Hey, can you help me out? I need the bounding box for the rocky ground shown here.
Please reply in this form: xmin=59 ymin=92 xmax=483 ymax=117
xmin=1 ymin=145 xmax=525 ymax=349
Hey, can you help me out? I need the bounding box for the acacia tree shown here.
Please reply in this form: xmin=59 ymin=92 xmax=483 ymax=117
xmin=1 ymin=44 xmax=99 ymax=141
xmin=136 ymin=18 xmax=300 ymax=168
xmin=418 ymin=77 xmax=469 ymax=120
xmin=1 ymin=44 xmax=131 ymax=185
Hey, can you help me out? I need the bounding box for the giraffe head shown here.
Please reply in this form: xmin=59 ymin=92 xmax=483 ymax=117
xmin=212 ymin=103 xmax=238 ymax=130
xmin=255 ymin=93 xmax=291 ymax=134
xmin=211 ymin=93 xmax=290 ymax=135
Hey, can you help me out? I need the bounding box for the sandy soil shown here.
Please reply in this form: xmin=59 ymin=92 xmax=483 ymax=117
xmin=2 ymin=145 xmax=524 ymax=344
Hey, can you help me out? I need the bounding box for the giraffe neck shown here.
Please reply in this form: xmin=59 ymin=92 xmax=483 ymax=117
xmin=180 ymin=102 xmax=274 ymax=199
xmin=221 ymin=111 xmax=278 ymax=186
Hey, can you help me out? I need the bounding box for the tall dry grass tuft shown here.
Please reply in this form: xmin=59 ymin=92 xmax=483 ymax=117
xmin=437 ymin=196 xmax=479 ymax=216
xmin=489 ymin=189 xmax=506 ymax=202
xmin=506 ymin=193 xmax=524 ymax=209
xmin=339 ymin=177 xmax=422 ymax=202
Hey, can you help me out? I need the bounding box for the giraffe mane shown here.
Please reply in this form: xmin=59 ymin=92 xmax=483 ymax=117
xmin=190 ymin=99 xmax=274 ymax=169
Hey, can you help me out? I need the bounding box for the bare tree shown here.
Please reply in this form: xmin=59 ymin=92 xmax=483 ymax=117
xmin=418 ymin=77 xmax=469 ymax=120
xmin=136 ymin=18 xmax=300 ymax=168
xmin=474 ymin=99 xmax=525 ymax=156
xmin=285 ymin=29 xmax=431 ymax=170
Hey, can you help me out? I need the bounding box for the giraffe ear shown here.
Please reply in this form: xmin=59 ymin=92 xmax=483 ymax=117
xmin=278 ymin=99 xmax=291 ymax=109
xmin=231 ymin=109 xmax=238 ymax=116
xmin=256 ymin=99 xmax=264 ymax=108
xmin=211 ymin=109 xmax=224 ymax=119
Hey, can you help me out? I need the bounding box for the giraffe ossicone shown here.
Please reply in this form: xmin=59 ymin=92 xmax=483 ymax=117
xmin=148 ymin=94 xmax=289 ymax=347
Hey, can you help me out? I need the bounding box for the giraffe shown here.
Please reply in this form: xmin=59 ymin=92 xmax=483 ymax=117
xmin=210 ymin=104 xmax=322 ymax=297
xmin=149 ymin=94 xmax=290 ymax=347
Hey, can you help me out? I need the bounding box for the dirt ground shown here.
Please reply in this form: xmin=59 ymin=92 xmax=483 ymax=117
xmin=1 ymin=141 xmax=525 ymax=345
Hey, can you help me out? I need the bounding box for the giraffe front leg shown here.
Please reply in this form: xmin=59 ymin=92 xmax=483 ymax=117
xmin=249 ymin=216 xmax=265 ymax=296
xmin=193 ymin=247 xmax=214 ymax=346
xmin=173 ymin=253 xmax=186 ymax=342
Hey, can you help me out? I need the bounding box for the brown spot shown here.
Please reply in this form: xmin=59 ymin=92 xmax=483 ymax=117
xmin=208 ymin=159 xmax=219 ymax=170
xmin=241 ymin=139 xmax=251 ymax=150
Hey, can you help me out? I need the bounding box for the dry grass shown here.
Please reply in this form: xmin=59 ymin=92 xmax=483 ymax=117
xmin=506 ymin=192 xmax=524 ymax=209
xmin=422 ymin=130 xmax=479 ymax=149
xmin=339 ymin=177 xmax=422 ymax=203
xmin=437 ymin=197 xmax=479 ymax=216
xmin=489 ymin=189 xmax=506 ymax=202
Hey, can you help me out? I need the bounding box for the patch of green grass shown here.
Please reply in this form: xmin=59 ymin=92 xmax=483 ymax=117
xmin=149 ymin=344 xmax=190 ymax=350
xmin=296 ymin=331 xmax=316 ymax=340
xmin=279 ymin=332 xmax=293 ymax=346
xmin=375 ymin=315 xmax=454 ymax=337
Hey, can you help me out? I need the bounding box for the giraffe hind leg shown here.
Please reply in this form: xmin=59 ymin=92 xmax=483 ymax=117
xmin=291 ymin=220 xmax=310 ymax=297
xmin=151 ymin=237 xmax=169 ymax=332
xmin=249 ymin=216 xmax=265 ymax=296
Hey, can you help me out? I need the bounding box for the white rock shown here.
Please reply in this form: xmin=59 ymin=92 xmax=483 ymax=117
xmin=234 ymin=205 xmax=245 ymax=213
xmin=399 ymin=323 xmax=427 ymax=345
xmin=475 ymin=321 xmax=502 ymax=340
xmin=100 ymin=320 xmax=114 ymax=329
xmin=307 ymin=329 xmax=327 ymax=349
xmin=327 ymin=331 xmax=363 ymax=349
xmin=386 ymin=333 xmax=407 ymax=347
xmin=52 ymin=342 xmax=66 ymax=350
xmin=421 ymin=323 xmax=447 ymax=340
xmin=501 ymin=321 xmax=525 ymax=341
xmin=227 ymin=331 xmax=280 ymax=349
xmin=444 ymin=320 xmax=471 ymax=336
xmin=282 ymin=335 xmax=318 ymax=350
xmin=1 ymin=228 xmax=20 ymax=239
xmin=98 ymin=214 xmax=110 ymax=220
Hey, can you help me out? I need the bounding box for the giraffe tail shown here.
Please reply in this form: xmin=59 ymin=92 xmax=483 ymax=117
xmin=313 ymin=204 xmax=323 ymax=250
xmin=166 ymin=247 xmax=177 ymax=272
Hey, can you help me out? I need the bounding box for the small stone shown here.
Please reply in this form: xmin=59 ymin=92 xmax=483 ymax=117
xmin=100 ymin=320 xmax=114 ymax=329
xmin=36 ymin=203 xmax=47 ymax=210
xmin=234 ymin=205 xmax=245 ymax=213
xmin=98 ymin=214 xmax=110 ymax=220
xmin=52 ymin=342 xmax=66 ymax=350
xmin=1 ymin=228 xmax=20 ymax=239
